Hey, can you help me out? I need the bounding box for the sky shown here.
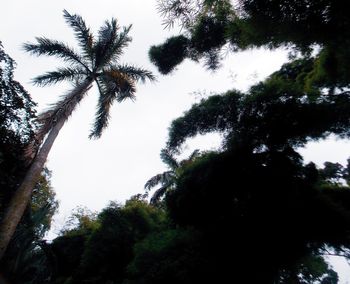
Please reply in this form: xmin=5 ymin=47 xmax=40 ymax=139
xmin=1 ymin=0 xmax=350 ymax=281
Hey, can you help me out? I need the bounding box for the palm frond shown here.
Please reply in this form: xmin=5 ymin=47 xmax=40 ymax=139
xmin=23 ymin=37 xmax=89 ymax=70
xmin=94 ymin=23 xmax=132 ymax=69
xmin=144 ymin=174 xmax=163 ymax=190
xmin=109 ymin=64 xmax=155 ymax=83
xmin=160 ymin=148 xmax=179 ymax=169
xmin=102 ymin=70 xmax=137 ymax=102
xmin=150 ymin=185 xmax=169 ymax=205
xmin=116 ymin=79 xmax=136 ymax=102
xmin=89 ymin=78 xmax=116 ymax=139
xmin=62 ymin=10 xmax=94 ymax=64
xmin=93 ymin=19 xmax=119 ymax=67
xmin=36 ymin=80 xmax=92 ymax=143
xmin=32 ymin=67 xmax=88 ymax=86
xmin=144 ymin=171 xmax=174 ymax=190
xmin=89 ymin=69 xmax=138 ymax=139
xmin=98 ymin=18 xmax=119 ymax=42
xmin=105 ymin=24 xmax=132 ymax=63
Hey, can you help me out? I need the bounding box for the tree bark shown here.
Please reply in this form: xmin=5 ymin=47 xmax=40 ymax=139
xmin=0 ymin=118 xmax=65 ymax=260
xmin=0 ymin=79 xmax=92 ymax=260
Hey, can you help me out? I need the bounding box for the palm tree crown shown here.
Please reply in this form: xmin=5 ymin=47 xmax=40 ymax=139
xmin=24 ymin=10 xmax=154 ymax=143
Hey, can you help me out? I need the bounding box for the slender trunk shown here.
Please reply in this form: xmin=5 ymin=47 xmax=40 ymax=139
xmin=0 ymin=79 xmax=92 ymax=261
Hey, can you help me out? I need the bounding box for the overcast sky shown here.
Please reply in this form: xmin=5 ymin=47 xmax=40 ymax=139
xmin=1 ymin=0 xmax=350 ymax=281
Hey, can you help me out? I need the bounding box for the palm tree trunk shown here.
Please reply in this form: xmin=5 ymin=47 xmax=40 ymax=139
xmin=0 ymin=117 xmax=65 ymax=260
xmin=0 ymin=79 xmax=92 ymax=260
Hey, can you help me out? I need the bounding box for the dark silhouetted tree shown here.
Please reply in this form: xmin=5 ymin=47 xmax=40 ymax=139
xmin=150 ymin=0 xmax=350 ymax=93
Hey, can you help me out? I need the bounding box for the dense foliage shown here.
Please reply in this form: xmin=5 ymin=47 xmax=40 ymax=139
xmin=47 ymin=198 xmax=167 ymax=283
xmin=167 ymin=59 xmax=350 ymax=153
xmin=38 ymin=163 xmax=344 ymax=283
xmin=150 ymin=0 xmax=350 ymax=91
xmin=2 ymin=0 xmax=350 ymax=283
xmin=0 ymin=42 xmax=36 ymax=211
xmin=0 ymin=43 xmax=59 ymax=282
xmin=146 ymin=1 xmax=350 ymax=282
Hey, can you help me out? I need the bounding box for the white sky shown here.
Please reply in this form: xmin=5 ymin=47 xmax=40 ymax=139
xmin=1 ymin=0 xmax=350 ymax=281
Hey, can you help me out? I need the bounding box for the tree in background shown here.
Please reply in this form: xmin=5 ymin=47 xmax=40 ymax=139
xmin=145 ymin=1 xmax=350 ymax=281
xmin=159 ymin=59 xmax=350 ymax=282
xmin=0 ymin=10 xmax=154 ymax=260
xmin=48 ymin=197 xmax=167 ymax=283
xmin=3 ymin=170 xmax=59 ymax=283
xmin=150 ymin=0 xmax=350 ymax=93
xmin=0 ymin=43 xmax=59 ymax=282
xmin=0 ymin=41 xmax=36 ymax=214
xmin=144 ymin=148 xmax=200 ymax=205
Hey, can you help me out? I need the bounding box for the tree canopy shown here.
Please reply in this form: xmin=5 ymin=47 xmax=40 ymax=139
xmin=150 ymin=0 xmax=350 ymax=93
xmin=159 ymin=61 xmax=350 ymax=281
xmin=0 ymin=42 xmax=36 ymax=207
xmin=166 ymin=59 xmax=350 ymax=154
xmin=147 ymin=1 xmax=350 ymax=282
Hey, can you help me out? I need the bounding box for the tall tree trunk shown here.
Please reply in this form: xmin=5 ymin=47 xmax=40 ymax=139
xmin=0 ymin=80 xmax=92 ymax=260
xmin=0 ymin=117 xmax=64 ymax=260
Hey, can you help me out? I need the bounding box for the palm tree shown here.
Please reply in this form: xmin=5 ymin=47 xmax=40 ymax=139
xmin=0 ymin=10 xmax=154 ymax=260
xmin=145 ymin=149 xmax=200 ymax=205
